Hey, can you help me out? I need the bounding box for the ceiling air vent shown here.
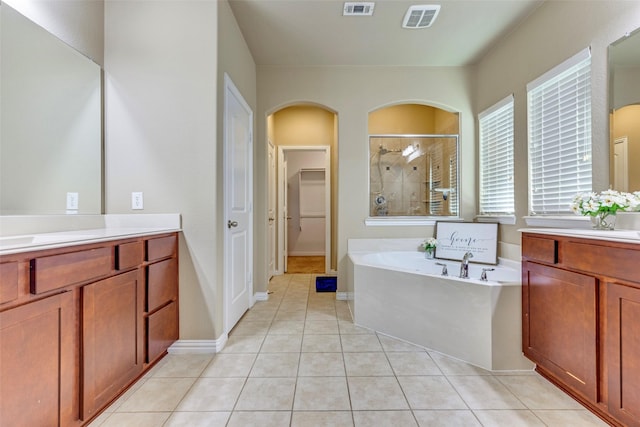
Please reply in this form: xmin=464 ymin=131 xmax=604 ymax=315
xmin=343 ymin=2 xmax=375 ymax=16
xmin=402 ymin=5 xmax=440 ymax=28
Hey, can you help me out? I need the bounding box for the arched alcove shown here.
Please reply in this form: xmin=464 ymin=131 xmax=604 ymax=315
xmin=267 ymin=104 xmax=338 ymax=274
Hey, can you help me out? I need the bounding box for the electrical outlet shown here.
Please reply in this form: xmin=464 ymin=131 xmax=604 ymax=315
xmin=66 ymin=192 xmax=79 ymax=210
xmin=131 ymin=192 xmax=144 ymax=210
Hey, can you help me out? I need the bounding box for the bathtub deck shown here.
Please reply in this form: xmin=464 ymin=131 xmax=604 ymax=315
xmin=348 ymin=249 xmax=532 ymax=372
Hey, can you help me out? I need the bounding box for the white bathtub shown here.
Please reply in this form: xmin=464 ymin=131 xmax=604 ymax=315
xmin=347 ymin=240 xmax=533 ymax=371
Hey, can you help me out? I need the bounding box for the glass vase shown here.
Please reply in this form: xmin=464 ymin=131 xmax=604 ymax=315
xmin=424 ymin=249 xmax=435 ymax=259
xmin=591 ymin=211 xmax=616 ymax=230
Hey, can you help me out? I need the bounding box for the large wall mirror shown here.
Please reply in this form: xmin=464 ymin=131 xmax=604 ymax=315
xmin=609 ymin=27 xmax=640 ymax=193
xmin=0 ymin=3 xmax=102 ymax=215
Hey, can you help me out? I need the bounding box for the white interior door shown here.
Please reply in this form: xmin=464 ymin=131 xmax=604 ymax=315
xmin=224 ymin=74 xmax=253 ymax=333
xmin=283 ymin=160 xmax=289 ymax=273
xmin=277 ymin=148 xmax=289 ymax=274
xmin=614 ymin=137 xmax=629 ymax=192
xmin=268 ymin=141 xmax=276 ymax=278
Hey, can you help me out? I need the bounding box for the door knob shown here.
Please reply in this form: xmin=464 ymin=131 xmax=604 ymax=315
xmin=268 ymin=217 xmax=275 ymax=222
xmin=227 ymin=220 xmax=238 ymax=228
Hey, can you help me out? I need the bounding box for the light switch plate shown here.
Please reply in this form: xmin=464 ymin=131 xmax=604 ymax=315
xmin=132 ymin=192 xmax=144 ymax=210
xmin=66 ymin=192 xmax=79 ymax=210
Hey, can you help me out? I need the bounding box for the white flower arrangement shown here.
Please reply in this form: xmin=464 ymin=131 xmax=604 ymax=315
xmin=570 ymin=190 xmax=640 ymax=216
xmin=422 ymin=237 xmax=438 ymax=252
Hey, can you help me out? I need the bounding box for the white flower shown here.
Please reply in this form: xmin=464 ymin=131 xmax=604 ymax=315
xmin=571 ymin=190 xmax=640 ymax=216
xmin=422 ymin=237 xmax=438 ymax=250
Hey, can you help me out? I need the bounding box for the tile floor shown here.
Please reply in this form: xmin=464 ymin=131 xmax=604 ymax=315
xmin=89 ymin=274 xmax=607 ymax=427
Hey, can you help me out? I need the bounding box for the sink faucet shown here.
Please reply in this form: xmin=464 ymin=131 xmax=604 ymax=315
xmin=459 ymin=252 xmax=473 ymax=278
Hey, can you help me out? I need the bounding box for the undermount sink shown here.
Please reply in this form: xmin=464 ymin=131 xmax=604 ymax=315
xmin=0 ymin=234 xmax=99 ymax=250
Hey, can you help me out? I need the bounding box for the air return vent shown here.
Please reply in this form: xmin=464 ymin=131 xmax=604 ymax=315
xmin=343 ymin=2 xmax=375 ymax=16
xmin=402 ymin=5 xmax=440 ymax=28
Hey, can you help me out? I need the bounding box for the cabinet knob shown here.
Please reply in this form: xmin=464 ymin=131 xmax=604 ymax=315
xmin=227 ymin=220 xmax=238 ymax=228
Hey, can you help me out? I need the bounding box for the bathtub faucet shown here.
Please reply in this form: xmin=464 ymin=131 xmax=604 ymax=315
xmin=480 ymin=268 xmax=495 ymax=281
xmin=435 ymin=262 xmax=448 ymax=276
xmin=459 ymin=252 xmax=473 ymax=278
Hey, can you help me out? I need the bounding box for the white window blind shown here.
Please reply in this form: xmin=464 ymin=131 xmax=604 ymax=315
xmin=527 ymin=47 xmax=592 ymax=215
xmin=479 ymin=95 xmax=515 ymax=215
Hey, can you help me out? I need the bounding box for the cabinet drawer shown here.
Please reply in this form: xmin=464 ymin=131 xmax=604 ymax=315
xmin=147 ymin=258 xmax=178 ymax=312
xmin=146 ymin=235 xmax=176 ymax=262
xmin=0 ymin=262 xmax=19 ymax=304
xmin=147 ymin=301 xmax=178 ymax=363
xmin=565 ymin=241 xmax=640 ymax=283
xmin=522 ymin=235 xmax=557 ymax=264
xmin=117 ymin=241 xmax=144 ymax=271
xmin=30 ymin=247 xmax=112 ymax=294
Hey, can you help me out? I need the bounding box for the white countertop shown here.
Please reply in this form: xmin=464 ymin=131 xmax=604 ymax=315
xmin=0 ymin=214 xmax=181 ymax=255
xmin=521 ymin=228 xmax=640 ymax=244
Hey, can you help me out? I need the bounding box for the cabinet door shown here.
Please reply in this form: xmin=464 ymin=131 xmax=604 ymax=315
xmin=522 ymin=262 xmax=598 ymax=402
xmin=1 ymin=291 xmax=76 ymax=427
xmin=607 ymin=282 xmax=640 ymax=426
xmin=82 ymin=270 xmax=144 ymax=420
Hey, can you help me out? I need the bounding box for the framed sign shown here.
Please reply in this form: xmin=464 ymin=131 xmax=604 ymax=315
xmin=434 ymin=221 xmax=498 ymax=265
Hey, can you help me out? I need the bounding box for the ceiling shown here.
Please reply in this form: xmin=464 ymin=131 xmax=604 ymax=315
xmin=228 ymin=0 xmax=545 ymax=67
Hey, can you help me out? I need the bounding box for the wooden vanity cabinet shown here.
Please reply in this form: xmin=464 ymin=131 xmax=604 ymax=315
xmin=522 ymin=232 xmax=640 ymax=427
xmin=0 ymin=232 xmax=179 ymax=427
xmin=0 ymin=291 xmax=76 ymax=427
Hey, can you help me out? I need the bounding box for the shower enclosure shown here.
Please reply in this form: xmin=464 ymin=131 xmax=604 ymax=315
xmin=369 ymin=135 xmax=458 ymax=217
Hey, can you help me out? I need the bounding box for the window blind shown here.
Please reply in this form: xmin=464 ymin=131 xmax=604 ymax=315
xmin=527 ymin=47 xmax=592 ymax=215
xmin=479 ymin=95 xmax=515 ymax=215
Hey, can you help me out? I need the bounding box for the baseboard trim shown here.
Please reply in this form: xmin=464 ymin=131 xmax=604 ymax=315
xmin=168 ymin=336 xmax=228 ymax=354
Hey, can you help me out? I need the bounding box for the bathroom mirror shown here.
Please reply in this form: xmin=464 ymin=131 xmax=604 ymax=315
xmin=0 ymin=4 xmax=102 ymax=215
xmin=369 ymin=135 xmax=459 ymax=217
xmin=609 ymin=27 xmax=640 ymax=192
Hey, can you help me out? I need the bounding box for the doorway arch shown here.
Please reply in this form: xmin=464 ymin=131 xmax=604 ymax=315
xmin=266 ymin=103 xmax=338 ymax=276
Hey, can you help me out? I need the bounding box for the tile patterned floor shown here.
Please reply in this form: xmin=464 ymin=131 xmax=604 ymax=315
xmin=89 ymin=274 xmax=607 ymax=427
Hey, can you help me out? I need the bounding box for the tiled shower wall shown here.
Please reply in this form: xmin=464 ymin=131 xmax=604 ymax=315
xmin=369 ymin=137 xmax=457 ymax=217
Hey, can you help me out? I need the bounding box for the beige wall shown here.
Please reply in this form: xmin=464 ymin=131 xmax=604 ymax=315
xmin=4 ymin=0 xmax=104 ymax=65
xmin=368 ymin=104 xmax=459 ymax=135
xmin=475 ymin=0 xmax=640 ymax=246
xmin=612 ymin=66 xmax=640 ymax=110
xmin=105 ymin=0 xmax=255 ymax=341
xmin=217 ymin=0 xmax=257 ymax=336
xmin=369 ymin=104 xmax=435 ymax=134
xmin=256 ymin=66 xmax=474 ymax=290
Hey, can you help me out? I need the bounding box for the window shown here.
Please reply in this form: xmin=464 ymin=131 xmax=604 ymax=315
xmin=527 ymin=48 xmax=592 ymax=215
xmin=479 ymin=95 xmax=514 ymax=216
